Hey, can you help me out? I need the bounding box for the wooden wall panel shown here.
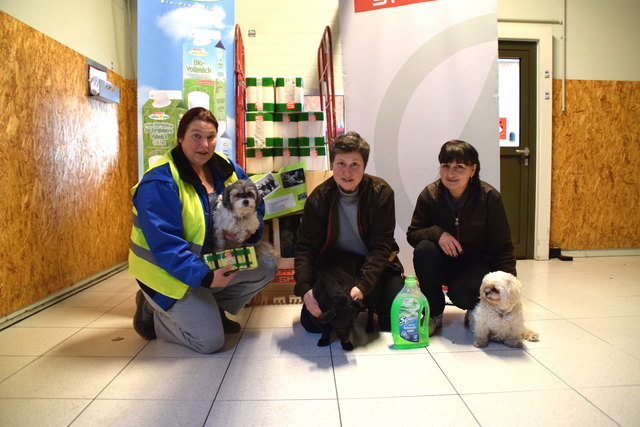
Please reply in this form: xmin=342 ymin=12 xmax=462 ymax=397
xmin=551 ymin=79 xmax=640 ymax=249
xmin=0 ymin=11 xmax=137 ymax=317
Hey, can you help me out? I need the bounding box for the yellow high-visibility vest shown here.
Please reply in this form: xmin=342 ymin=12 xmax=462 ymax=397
xmin=128 ymin=150 xmax=237 ymax=299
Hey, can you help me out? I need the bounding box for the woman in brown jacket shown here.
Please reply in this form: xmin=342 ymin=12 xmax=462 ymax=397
xmin=407 ymin=140 xmax=515 ymax=336
xmin=294 ymin=132 xmax=403 ymax=332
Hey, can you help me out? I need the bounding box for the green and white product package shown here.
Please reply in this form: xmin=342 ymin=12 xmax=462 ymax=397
xmin=246 ymin=113 xmax=275 ymax=174
xmin=245 ymin=147 xmax=274 ymax=174
xmin=246 ymin=113 xmax=275 ymax=149
xmin=246 ymin=77 xmax=275 ymax=112
xmin=285 ymin=146 xmax=301 ymax=166
xmin=274 ymin=113 xmax=299 ymax=167
xmin=183 ymin=29 xmax=226 ymax=120
xmin=141 ymin=92 xmax=187 ymax=171
xmin=274 ymin=113 xmax=299 ymax=148
xmin=250 ymin=162 xmax=308 ymax=220
xmin=275 ymin=77 xmax=303 ymax=112
xmin=272 ymin=140 xmax=284 ymax=171
xmin=298 ymin=146 xmax=327 ymax=171
xmin=297 ymin=112 xmax=325 ymax=147
xmin=297 ymin=112 xmax=327 ymax=171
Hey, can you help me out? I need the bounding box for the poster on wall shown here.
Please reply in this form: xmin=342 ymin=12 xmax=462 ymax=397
xmin=137 ymin=0 xmax=235 ymax=175
xmin=339 ymin=0 xmax=498 ymax=269
xmin=249 ymin=162 xmax=308 ymax=220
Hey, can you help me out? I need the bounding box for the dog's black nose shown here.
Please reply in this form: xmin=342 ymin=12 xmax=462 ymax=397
xmin=242 ymin=199 xmax=249 ymax=206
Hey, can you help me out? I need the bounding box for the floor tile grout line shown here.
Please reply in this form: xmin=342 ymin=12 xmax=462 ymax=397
xmin=0 ymin=324 xmax=95 ymax=388
xmin=329 ymin=343 xmax=345 ymax=427
xmin=61 ymin=338 xmax=152 ymax=426
xmin=427 ymin=349 xmax=483 ymax=426
xmin=81 ymin=291 xmax=138 ymax=328
xmin=201 ymin=304 xmax=255 ymax=426
xmin=522 ymin=349 xmax=624 ymax=426
xmin=560 ymin=317 xmax=636 ymax=351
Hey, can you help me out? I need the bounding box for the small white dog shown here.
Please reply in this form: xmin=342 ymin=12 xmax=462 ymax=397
xmin=213 ymin=180 xmax=261 ymax=251
xmin=470 ymin=271 xmax=539 ymax=348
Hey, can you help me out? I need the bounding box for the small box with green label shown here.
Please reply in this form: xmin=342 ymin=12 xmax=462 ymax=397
xmin=202 ymin=246 xmax=259 ymax=272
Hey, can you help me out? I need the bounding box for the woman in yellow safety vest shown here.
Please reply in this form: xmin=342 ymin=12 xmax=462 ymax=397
xmin=129 ymin=107 xmax=277 ymax=353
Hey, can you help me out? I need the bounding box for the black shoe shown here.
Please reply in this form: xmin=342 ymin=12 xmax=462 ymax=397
xmin=133 ymin=290 xmax=156 ymax=340
xmin=220 ymin=309 xmax=241 ymax=334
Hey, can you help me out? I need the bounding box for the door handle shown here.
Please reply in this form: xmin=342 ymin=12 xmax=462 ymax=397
xmin=515 ymin=147 xmax=530 ymax=166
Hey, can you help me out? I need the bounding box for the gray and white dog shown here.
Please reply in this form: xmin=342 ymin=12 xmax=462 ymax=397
xmin=212 ymin=179 xmax=277 ymax=263
xmin=212 ymin=179 xmax=262 ymax=251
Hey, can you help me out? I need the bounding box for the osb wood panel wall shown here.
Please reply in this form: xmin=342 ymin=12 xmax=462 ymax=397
xmin=0 ymin=11 xmax=138 ymax=317
xmin=551 ymin=79 xmax=640 ymax=250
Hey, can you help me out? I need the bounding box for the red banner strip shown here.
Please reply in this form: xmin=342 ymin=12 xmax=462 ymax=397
xmin=354 ymin=0 xmax=437 ymax=14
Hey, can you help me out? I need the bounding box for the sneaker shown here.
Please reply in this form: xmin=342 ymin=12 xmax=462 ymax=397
xmin=133 ymin=290 xmax=156 ymax=340
xmin=220 ymin=309 xmax=241 ymax=334
xmin=428 ymin=314 xmax=443 ymax=336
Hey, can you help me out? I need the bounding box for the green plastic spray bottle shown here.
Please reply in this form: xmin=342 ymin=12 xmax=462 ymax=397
xmin=391 ymin=274 xmax=430 ymax=349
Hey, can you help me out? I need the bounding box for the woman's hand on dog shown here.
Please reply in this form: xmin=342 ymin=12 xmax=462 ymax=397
xmin=210 ymin=265 xmax=238 ymax=288
xmin=303 ymin=290 xmax=323 ymax=317
xmin=438 ymin=232 xmax=463 ymax=257
xmin=350 ymin=286 xmax=364 ymax=301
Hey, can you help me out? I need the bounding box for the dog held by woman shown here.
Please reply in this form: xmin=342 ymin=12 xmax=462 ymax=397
xmin=312 ymin=251 xmax=377 ymax=351
xmin=212 ymin=179 xmax=277 ymax=261
xmin=213 ymin=179 xmax=261 ymax=250
xmin=470 ymin=271 xmax=539 ymax=348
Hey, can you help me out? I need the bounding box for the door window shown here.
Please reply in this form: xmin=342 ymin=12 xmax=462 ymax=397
xmin=498 ymin=58 xmax=520 ymax=148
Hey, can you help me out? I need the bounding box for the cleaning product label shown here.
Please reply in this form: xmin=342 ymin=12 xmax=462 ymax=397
xmin=398 ymin=297 xmax=421 ymax=342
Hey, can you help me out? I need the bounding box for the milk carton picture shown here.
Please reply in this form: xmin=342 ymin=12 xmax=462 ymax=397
xmin=142 ymin=91 xmax=187 ymax=171
xmin=183 ymin=29 xmax=226 ymax=120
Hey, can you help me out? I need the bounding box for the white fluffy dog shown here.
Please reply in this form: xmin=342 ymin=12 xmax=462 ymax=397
xmin=213 ymin=180 xmax=261 ymax=251
xmin=470 ymin=271 xmax=539 ymax=348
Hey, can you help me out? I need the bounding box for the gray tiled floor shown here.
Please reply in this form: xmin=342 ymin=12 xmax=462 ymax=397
xmin=0 ymin=256 xmax=639 ymax=426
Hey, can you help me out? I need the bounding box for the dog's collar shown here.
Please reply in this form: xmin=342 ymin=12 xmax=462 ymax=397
xmin=492 ymin=306 xmax=512 ymax=318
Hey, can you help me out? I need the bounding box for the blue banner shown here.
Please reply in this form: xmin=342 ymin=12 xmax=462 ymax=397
xmin=137 ymin=0 xmax=235 ymax=174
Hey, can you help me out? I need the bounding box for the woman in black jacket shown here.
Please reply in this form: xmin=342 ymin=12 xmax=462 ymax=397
xmin=407 ymin=140 xmax=515 ymax=336
xmin=295 ymin=132 xmax=404 ymax=333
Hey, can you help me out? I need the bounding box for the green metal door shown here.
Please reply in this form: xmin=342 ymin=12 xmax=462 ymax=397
xmin=498 ymin=41 xmax=537 ymax=259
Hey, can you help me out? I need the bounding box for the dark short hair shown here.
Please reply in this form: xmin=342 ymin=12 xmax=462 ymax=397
xmin=176 ymin=107 xmax=218 ymax=142
xmin=438 ymin=140 xmax=481 ymax=183
xmin=329 ymin=131 xmax=370 ymax=166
